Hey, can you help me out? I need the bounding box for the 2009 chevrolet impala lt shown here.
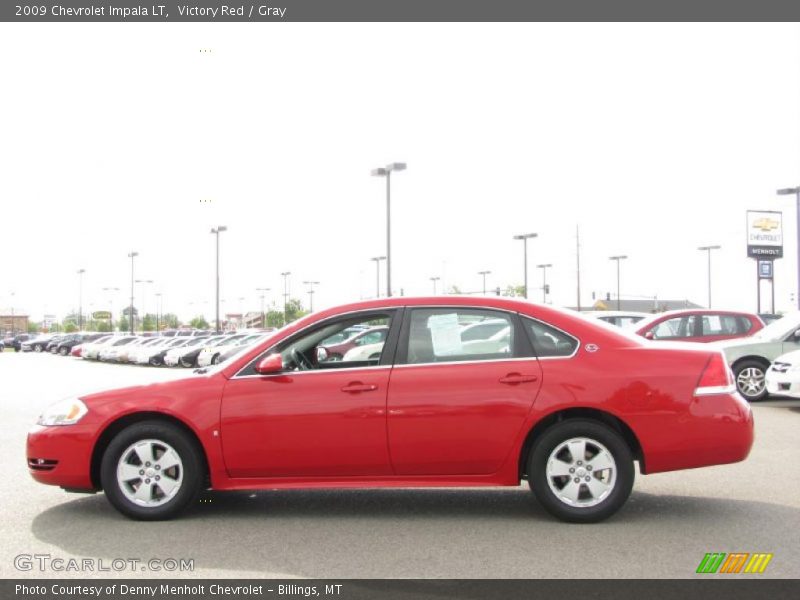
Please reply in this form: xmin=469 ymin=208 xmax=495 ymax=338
xmin=27 ymin=297 xmax=754 ymax=522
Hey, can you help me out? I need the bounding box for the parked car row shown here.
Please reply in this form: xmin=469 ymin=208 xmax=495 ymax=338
xmin=17 ymin=330 xmax=273 ymax=368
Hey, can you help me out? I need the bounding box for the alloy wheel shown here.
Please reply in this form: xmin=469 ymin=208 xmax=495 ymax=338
xmin=116 ymin=439 xmax=184 ymax=507
xmin=545 ymin=437 xmax=617 ymax=508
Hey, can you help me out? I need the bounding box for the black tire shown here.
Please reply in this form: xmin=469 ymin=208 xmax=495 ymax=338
xmin=59 ymin=346 xmax=69 ymax=356
xmin=34 ymin=344 xmax=43 ymax=352
xmin=528 ymin=419 xmax=634 ymax=523
xmin=211 ymin=354 xmax=220 ymax=365
xmin=100 ymin=420 xmax=204 ymax=520
xmin=733 ymin=359 xmax=769 ymax=402
xmin=149 ymin=356 xmax=162 ymax=367
xmin=179 ymin=356 xmax=194 ymax=368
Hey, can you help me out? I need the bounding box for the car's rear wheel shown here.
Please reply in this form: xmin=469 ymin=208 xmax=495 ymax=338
xmin=734 ymin=360 xmax=768 ymax=402
xmin=528 ymin=419 xmax=634 ymax=523
xmin=59 ymin=346 xmax=69 ymax=356
xmin=149 ymin=356 xmax=162 ymax=366
xmin=34 ymin=344 xmax=43 ymax=352
xmin=179 ymin=357 xmax=194 ymax=368
xmin=100 ymin=421 xmax=203 ymax=520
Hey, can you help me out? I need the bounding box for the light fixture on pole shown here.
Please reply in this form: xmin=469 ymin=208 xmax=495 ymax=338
xmin=697 ymin=246 xmax=721 ymax=308
xmin=430 ymin=276 xmax=440 ymax=295
xmin=537 ymin=264 xmax=552 ymax=303
xmin=77 ymin=269 xmax=86 ymax=331
xmin=303 ymin=281 xmax=320 ymax=312
xmin=127 ymin=252 xmax=138 ymax=334
xmin=777 ymin=186 xmax=800 ymax=309
xmin=281 ymin=271 xmax=291 ymax=325
xmin=513 ymin=233 xmax=538 ymax=298
xmin=609 ymin=255 xmax=628 ymax=311
xmin=371 ymin=162 xmax=407 ymax=297
xmin=370 ymin=256 xmax=386 ymax=298
xmin=478 ymin=270 xmax=491 ymax=295
xmin=210 ymin=226 xmax=227 ymax=334
xmin=256 ymin=287 xmax=270 ymax=328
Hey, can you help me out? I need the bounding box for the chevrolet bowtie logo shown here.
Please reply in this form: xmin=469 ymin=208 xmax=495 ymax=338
xmin=753 ymin=218 xmax=779 ymax=232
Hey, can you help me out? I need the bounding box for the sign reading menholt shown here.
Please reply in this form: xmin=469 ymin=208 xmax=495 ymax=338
xmin=746 ymin=210 xmax=783 ymax=259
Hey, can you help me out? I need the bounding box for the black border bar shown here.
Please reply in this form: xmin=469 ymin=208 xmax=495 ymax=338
xmin=4 ymin=579 xmax=800 ymax=600
xmin=4 ymin=0 xmax=800 ymax=22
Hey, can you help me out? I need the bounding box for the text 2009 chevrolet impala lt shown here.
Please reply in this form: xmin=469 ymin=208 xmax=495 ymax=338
xmin=27 ymin=297 xmax=753 ymax=522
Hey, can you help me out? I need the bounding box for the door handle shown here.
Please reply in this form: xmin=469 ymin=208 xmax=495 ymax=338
xmin=341 ymin=382 xmax=378 ymax=393
xmin=499 ymin=373 xmax=539 ymax=385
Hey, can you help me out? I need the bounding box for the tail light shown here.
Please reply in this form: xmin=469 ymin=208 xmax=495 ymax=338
xmin=694 ymin=352 xmax=736 ymax=396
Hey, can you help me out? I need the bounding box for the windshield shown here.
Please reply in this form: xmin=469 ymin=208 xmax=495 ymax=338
xmin=752 ymin=312 xmax=800 ymax=341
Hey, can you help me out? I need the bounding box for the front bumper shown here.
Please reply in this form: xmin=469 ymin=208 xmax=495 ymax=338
xmin=765 ymin=368 xmax=800 ymax=398
xmin=27 ymin=424 xmax=96 ymax=490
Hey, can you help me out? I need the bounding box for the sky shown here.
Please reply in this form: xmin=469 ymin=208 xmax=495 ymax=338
xmin=2 ymin=23 xmax=800 ymax=323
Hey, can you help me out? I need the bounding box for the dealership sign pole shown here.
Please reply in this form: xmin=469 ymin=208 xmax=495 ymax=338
xmin=746 ymin=210 xmax=783 ymax=314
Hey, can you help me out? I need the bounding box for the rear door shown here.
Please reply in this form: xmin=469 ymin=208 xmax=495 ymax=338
xmin=387 ymin=307 xmax=542 ymax=476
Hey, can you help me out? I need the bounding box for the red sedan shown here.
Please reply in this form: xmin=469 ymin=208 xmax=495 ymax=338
xmin=633 ymin=309 xmax=764 ymax=343
xmin=27 ymin=297 xmax=753 ymax=523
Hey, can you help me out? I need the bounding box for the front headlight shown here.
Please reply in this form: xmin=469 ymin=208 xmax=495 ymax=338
xmin=37 ymin=398 xmax=88 ymax=426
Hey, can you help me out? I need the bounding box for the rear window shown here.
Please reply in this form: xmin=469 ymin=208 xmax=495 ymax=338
xmin=522 ymin=317 xmax=579 ymax=358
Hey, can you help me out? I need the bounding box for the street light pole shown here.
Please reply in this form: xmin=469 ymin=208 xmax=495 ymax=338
xmin=303 ymin=281 xmax=319 ymax=312
xmin=127 ymin=252 xmax=138 ymax=334
xmin=370 ymin=256 xmax=386 ymax=298
xmin=478 ymin=270 xmax=491 ymax=295
xmin=371 ymin=162 xmax=407 ymax=297
xmin=430 ymin=276 xmax=440 ymax=295
xmin=609 ymin=255 xmax=628 ymax=311
xmin=256 ymin=288 xmax=270 ymax=328
xmin=537 ymin=263 xmax=552 ymax=303
xmin=697 ymin=245 xmax=721 ymax=308
xmin=777 ymin=187 xmax=800 ymax=309
xmin=513 ymin=233 xmax=538 ymax=298
xmin=281 ymin=271 xmax=291 ymax=325
xmin=210 ymin=226 xmax=227 ymax=334
xmin=77 ymin=269 xmax=85 ymax=330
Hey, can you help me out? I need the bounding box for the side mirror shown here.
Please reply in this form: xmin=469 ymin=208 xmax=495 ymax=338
xmin=316 ymin=347 xmax=329 ymax=362
xmin=255 ymin=353 xmax=284 ymax=374
xmin=644 ymin=331 xmax=655 ymax=340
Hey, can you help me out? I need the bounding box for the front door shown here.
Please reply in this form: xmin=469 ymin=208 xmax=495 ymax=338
xmin=220 ymin=310 xmax=399 ymax=478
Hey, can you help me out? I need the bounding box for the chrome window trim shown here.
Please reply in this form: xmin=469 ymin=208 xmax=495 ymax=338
xmin=232 ymin=307 xmax=399 ymax=379
xmin=231 ymin=365 xmax=393 ymax=380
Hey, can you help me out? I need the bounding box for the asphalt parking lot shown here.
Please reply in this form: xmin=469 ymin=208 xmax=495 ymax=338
xmin=1 ymin=351 xmax=799 ymax=579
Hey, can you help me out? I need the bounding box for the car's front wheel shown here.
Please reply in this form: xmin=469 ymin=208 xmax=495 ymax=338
xmin=59 ymin=346 xmax=69 ymax=356
xmin=528 ymin=419 xmax=634 ymax=523
xmin=179 ymin=357 xmax=194 ymax=368
xmin=100 ymin=421 xmax=204 ymax=520
xmin=34 ymin=344 xmax=43 ymax=352
xmin=734 ymin=360 xmax=768 ymax=402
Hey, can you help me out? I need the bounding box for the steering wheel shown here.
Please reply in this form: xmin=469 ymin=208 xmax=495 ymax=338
xmin=291 ymin=348 xmax=314 ymax=371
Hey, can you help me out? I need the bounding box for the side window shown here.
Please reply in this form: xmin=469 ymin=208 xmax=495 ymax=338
xmin=702 ymin=314 xmax=742 ymax=336
xmin=651 ymin=315 xmax=696 ymax=339
xmin=405 ymin=308 xmax=514 ymax=364
xmin=522 ymin=317 xmax=578 ymax=358
xmin=277 ymin=313 xmax=394 ymax=371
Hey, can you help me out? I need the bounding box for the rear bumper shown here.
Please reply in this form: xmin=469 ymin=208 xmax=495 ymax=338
xmin=642 ymin=392 xmax=754 ymax=474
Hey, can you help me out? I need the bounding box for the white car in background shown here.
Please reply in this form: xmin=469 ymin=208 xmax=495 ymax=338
xmin=83 ymin=335 xmax=131 ymax=360
xmin=98 ymin=336 xmax=142 ymax=361
xmin=130 ymin=337 xmax=190 ymax=366
xmin=164 ymin=335 xmax=226 ymax=367
xmin=584 ymin=310 xmax=650 ymax=328
xmin=766 ymin=348 xmax=800 ymax=398
xmin=196 ymin=334 xmax=250 ymax=367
